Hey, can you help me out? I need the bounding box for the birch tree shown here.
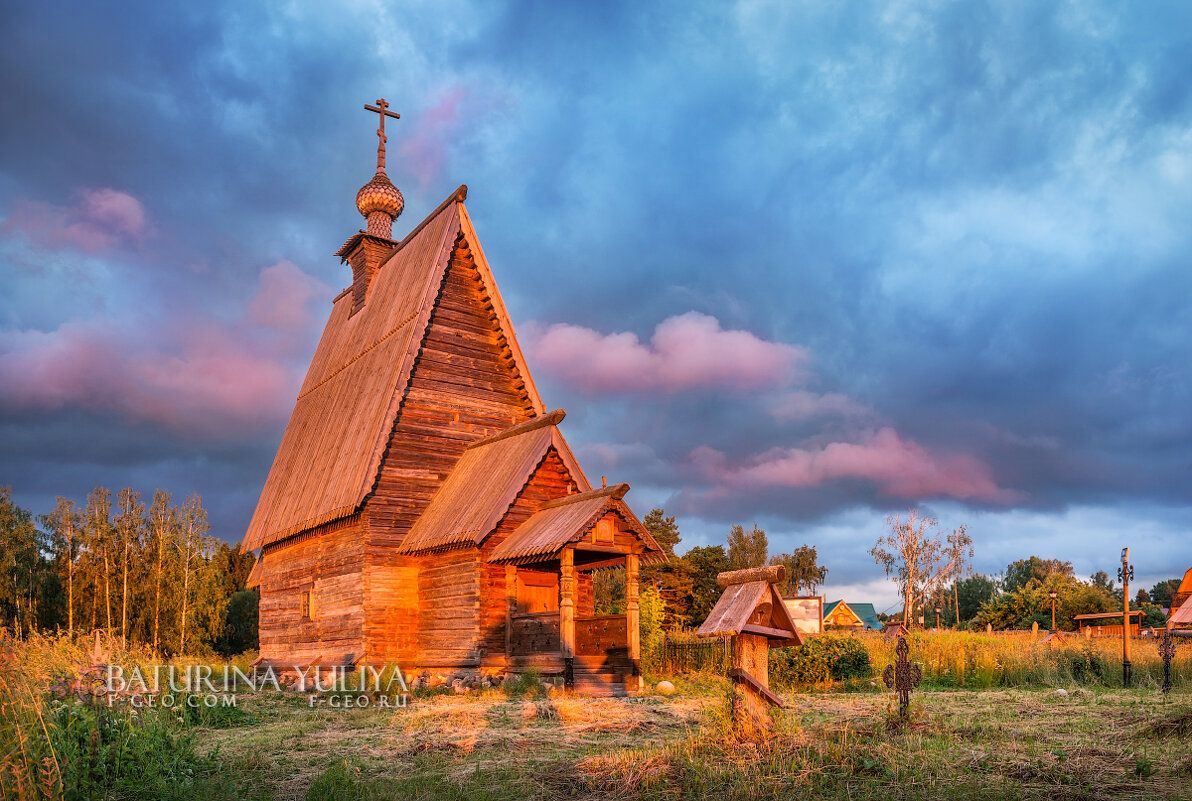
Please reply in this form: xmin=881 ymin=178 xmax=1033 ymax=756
xmin=944 ymin=525 xmax=973 ymax=628
xmin=114 ymin=488 xmax=144 ymax=645
xmin=83 ymin=488 xmax=114 ymax=636
xmin=147 ymin=490 xmax=176 ymax=651
xmin=176 ymin=494 xmax=210 ymax=655
xmin=869 ymin=510 xmax=967 ymax=629
xmin=43 ymin=497 xmax=82 ymax=638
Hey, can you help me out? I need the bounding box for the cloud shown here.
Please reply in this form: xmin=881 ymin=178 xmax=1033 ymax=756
xmin=0 ymin=261 xmax=328 ymax=437
xmin=691 ymin=427 xmax=1019 ymax=504
xmin=523 ymin=311 xmax=808 ymax=394
xmin=770 ymin=390 xmax=870 ymax=422
xmin=398 ymin=86 xmax=469 ymax=190
xmin=2 ymin=189 xmax=147 ymax=253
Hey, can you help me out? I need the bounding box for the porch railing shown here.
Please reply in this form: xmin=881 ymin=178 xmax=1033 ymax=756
xmin=575 ymin=615 xmax=628 ymax=657
xmin=509 ymin=611 xmax=560 ymax=656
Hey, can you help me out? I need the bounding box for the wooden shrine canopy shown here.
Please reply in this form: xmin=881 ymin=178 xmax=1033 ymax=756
xmin=696 ymin=565 xmax=805 ymax=646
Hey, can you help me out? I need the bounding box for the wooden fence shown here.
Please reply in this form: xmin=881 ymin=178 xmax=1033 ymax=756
xmin=654 ymin=633 xmax=730 ymax=675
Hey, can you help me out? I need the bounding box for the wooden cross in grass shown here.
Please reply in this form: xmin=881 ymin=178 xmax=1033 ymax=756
xmin=1159 ymin=629 xmax=1177 ymax=694
xmin=883 ymin=635 xmax=922 ymax=721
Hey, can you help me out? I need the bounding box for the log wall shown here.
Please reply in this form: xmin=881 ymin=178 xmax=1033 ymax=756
xmin=416 ymin=548 xmax=482 ymax=666
xmin=363 ymin=236 xmax=536 ymax=665
xmin=256 ymin=515 xmax=365 ymax=664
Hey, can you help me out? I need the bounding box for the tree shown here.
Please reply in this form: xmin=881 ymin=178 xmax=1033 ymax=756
xmin=0 ymin=488 xmax=45 ymax=637
xmin=1003 ymin=557 xmax=1074 ymax=594
xmin=147 ymin=490 xmax=176 ymax=651
xmin=175 ymin=494 xmax=210 ymax=654
xmin=1148 ymin=579 xmax=1182 ymax=608
xmin=944 ymin=525 xmax=973 ymax=627
xmin=975 ymin=572 xmax=1115 ymax=631
xmin=217 ymin=590 xmax=260 ymax=655
xmin=216 ymin=542 xmax=256 ymax=595
xmin=42 ymin=496 xmax=82 ymax=638
xmin=955 ymin=574 xmax=997 ymax=624
xmin=640 ymin=508 xmax=694 ymax=627
xmin=1089 ymin=570 xmax=1118 ymax=599
xmin=685 ymin=545 xmax=730 ymax=625
xmin=82 ymin=488 xmax=115 ymax=635
xmin=727 ymin=523 xmax=768 ymax=570
xmin=768 ymin=545 xmax=828 ymax=596
xmin=114 ymin=488 xmax=144 ymax=644
xmin=869 ymin=509 xmax=967 ymax=629
xmin=594 ymin=567 xmax=626 ymax=615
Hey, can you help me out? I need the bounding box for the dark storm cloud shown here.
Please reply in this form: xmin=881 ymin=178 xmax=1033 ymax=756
xmin=1 ymin=1 xmax=1190 ymax=604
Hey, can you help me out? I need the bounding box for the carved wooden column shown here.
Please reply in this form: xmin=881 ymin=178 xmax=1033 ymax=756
xmin=626 ymin=550 xmax=642 ymax=690
xmin=504 ymin=565 xmax=516 ymax=663
xmin=560 ymin=548 xmax=576 ymax=662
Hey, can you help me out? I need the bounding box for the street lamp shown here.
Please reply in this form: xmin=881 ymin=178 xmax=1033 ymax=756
xmin=1048 ymin=589 xmax=1058 ymax=634
xmin=934 ymin=605 xmax=942 ymax=630
xmin=1118 ymin=547 xmax=1134 ymax=688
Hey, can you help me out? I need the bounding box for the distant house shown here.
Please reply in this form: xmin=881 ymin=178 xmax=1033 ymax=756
xmin=823 ymin=600 xmax=882 ymax=631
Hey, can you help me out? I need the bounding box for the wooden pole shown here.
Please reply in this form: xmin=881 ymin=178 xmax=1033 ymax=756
xmin=1121 ymin=547 xmax=1132 ymax=688
xmin=730 ymin=632 xmax=771 ymax=738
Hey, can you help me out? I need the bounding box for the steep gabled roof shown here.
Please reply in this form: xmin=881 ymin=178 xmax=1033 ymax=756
xmin=488 ymin=485 xmax=664 ymax=565
xmin=245 ymin=186 xmax=545 ymax=549
xmin=397 ymin=410 xmax=592 ymax=554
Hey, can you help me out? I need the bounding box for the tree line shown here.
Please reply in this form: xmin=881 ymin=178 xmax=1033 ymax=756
xmin=0 ymin=486 xmax=257 ymax=655
xmin=595 ymin=509 xmax=828 ymax=628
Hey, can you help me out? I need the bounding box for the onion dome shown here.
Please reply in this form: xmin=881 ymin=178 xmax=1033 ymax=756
xmin=356 ymin=171 xmax=404 ymax=239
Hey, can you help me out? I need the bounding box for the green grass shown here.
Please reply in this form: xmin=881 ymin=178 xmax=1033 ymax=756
xmin=4 ymin=633 xmax=1191 ymax=800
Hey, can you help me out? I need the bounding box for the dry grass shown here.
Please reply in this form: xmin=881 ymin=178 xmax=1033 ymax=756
xmin=187 ymin=675 xmax=1192 ymax=801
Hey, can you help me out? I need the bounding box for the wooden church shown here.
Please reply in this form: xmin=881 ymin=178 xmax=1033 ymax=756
xmin=243 ymin=100 xmax=664 ymax=694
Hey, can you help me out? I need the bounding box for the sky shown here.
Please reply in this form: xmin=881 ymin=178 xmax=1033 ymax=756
xmin=1 ymin=1 xmax=1189 ymax=611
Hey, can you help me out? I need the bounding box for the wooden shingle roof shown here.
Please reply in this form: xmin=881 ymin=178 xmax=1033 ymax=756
xmin=397 ymin=410 xmax=592 ymax=554
xmin=488 ymin=485 xmax=664 ymax=564
xmin=244 ymin=187 xmax=545 ymax=549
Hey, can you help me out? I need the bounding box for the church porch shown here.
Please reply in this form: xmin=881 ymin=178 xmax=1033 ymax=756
xmin=501 ymin=544 xmax=645 ymax=696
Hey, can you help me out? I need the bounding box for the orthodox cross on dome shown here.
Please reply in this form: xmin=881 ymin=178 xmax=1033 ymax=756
xmin=355 ymin=98 xmax=405 ymax=240
xmin=365 ymin=99 xmax=401 ymax=173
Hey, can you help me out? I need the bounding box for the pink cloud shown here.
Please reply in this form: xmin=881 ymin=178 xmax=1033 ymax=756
xmin=399 ymin=87 xmax=468 ymax=189
xmin=770 ymin=389 xmax=870 ymax=421
xmin=0 ymin=261 xmax=329 ymax=437
xmin=247 ymin=260 xmax=330 ymax=334
xmin=2 ymin=188 xmax=147 ymax=253
xmin=523 ymin=311 xmax=808 ymax=394
xmin=692 ymin=427 xmax=1019 ymax=503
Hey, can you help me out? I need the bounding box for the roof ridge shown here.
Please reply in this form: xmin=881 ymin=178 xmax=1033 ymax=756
xmin=380 ymin=184 xmax=467 ymax=263
xmin=467 ymin=409 xmax=566 ymax=450
xmin=538 ymin=483 xmax=629 ymax=510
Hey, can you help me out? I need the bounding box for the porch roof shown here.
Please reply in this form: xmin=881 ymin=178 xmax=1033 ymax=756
xmin=488 ymin=484 xmax=665 ymax=565
xmin=398 ymin=410 xmax=591 ymax=555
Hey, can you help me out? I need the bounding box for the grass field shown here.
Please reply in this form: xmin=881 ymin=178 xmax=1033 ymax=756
xmin=194 ymin=677 xmax=1192 ymax=801
xmin=4 ymin=633 xmax=1191 ymax=800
